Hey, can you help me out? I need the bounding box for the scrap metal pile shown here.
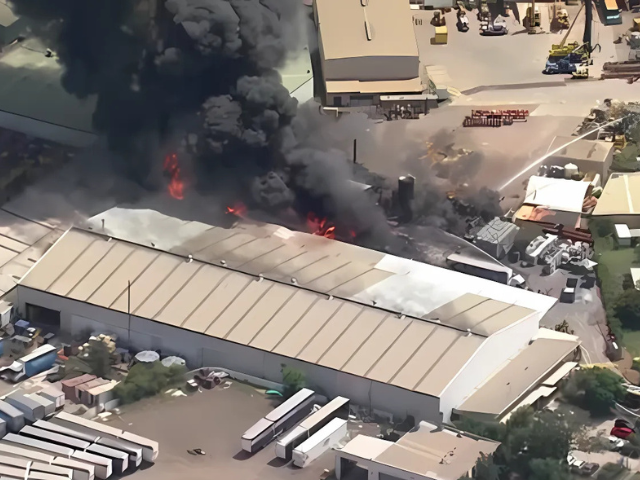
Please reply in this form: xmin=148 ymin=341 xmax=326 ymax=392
xmin=463 ymin=109 xmax=529 ymax=127
xmin=576 ymin=100 xmax=640 ymax=144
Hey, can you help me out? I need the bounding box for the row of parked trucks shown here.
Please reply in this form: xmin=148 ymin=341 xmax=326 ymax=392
xmin=241 ymin=389 xmax=350 ymax=468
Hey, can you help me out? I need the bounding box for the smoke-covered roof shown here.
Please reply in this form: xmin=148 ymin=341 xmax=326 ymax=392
xmin=84 ymin=207 xmax=557 ymax=335
xmin=0 ymin=40 xmax=97 ymax=138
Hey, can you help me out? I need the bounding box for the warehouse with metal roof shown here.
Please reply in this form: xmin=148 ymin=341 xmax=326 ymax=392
xmin=16 ymin=227 xmax=578 ymax=424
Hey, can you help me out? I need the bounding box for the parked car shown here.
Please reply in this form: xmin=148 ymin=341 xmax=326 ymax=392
xmin=568 ymin=453 xmax=586 ymax=471
xmin=614 ymin=418 xmax=635 ymax=431
xmin=578 ymin=462 xmax=600 ymax=476
xmin=611 ymin=426 xmax=634 ymax=439
xmin=608 ymin=435 xmax=626 ymax=450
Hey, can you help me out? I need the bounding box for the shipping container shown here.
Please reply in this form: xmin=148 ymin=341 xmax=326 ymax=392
xmin=276 ymin=396 xmax=349 ymax=460
xmin=5 ymin=394 xmax=45 ymax=422
xmin=292 ymin=418 xmax=348 ymax=468
xmin=0 ymin=401 xmax=25 ymax=433
xmin=38 ymin=389 xmax=64 ymax=411
xmin=60 ymin=376 xmax=96 ymax=404
xmin=27 ymin=395 xmax=55 ymax=417
xmin=0 ymin=345 xmax=58 ymax=383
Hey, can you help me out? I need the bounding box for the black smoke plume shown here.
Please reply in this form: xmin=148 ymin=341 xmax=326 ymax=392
xmin=10 ymin=0 xmax=499 ymax=250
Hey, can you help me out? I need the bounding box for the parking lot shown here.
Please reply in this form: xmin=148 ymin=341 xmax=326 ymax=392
xmin=103 ymin=383 xmax=372 ymax=480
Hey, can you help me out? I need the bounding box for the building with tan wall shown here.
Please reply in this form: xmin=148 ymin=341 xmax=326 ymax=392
xmin=313 ymin=0 xmax=431 ymax=115
xmin=592 ymin=172 xmax=640 ymax=229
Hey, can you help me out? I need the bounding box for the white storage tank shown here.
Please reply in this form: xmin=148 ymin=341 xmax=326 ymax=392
xmin=564 ymin=163 xmax=579 ymax=178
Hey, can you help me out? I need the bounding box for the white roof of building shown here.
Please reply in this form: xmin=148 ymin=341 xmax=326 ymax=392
xmin=338 ymin=422 xmax=500 ymax=480
xmin=524 ymin=176 xmax=590 ymax=213
xmin=20 ymin=228 xmax=539 ymax=399
xmin=593 ymin=172 xmax=640 ymax=217
xmin=315 ymin=0 xmax=419 ymax=61
xmin=86 ymin=207 xmax=557 ymax=335
xmin=547 ymin=136 xmax=614 ymax=164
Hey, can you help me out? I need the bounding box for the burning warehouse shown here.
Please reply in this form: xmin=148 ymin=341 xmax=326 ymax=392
xmin=11 ymin=208 xmax=579 ymax=425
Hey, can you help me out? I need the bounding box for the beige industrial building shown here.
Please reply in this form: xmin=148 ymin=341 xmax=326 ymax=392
xmin=592 ymin=172 xmax=640 ymax=229
xmin=313 ymin=0 xmax=433 ymax=115
xmin=335 ymin=421 xmax=500 ymax=480
xmin=546 ymin=136 xmax=615 ymax=185
xmin=13 ymin=225 xmax=579 ymax=425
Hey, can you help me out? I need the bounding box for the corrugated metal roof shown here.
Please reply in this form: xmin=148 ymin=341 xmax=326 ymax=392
xmin=315 ymin=0 xmax=419 ymax=61
xmin=455 ymin=337 xmax=579 ymax=416
xmin=19 ymin=228 xmax=505 ymax=398
xmin=87 ymin=208 xmax=556 ymax=335
xmin=593 ymin=172 xmax=640 ymax=216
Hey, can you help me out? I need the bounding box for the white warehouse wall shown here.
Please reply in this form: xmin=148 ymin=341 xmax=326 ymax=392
xmin=438 ymin=313 xmax=541 ymax=423
xmin=17 ymin=286 xmax=441 ymax=423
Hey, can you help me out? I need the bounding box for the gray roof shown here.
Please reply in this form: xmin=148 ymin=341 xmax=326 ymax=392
xmin=17 ymin=227 xmax=529 ymax=398
xmin=476 ymin=218 xmax=519 ymax=245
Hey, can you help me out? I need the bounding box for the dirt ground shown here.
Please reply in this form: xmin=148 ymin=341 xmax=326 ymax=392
xmin=104 ymin=384 xmax=368 ymax=480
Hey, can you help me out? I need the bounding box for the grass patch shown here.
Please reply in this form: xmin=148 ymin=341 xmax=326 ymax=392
xmin=591 ymin=219 xmax=640 ymax=343
xmin=624 ymin=329 xmax=640 ymax=357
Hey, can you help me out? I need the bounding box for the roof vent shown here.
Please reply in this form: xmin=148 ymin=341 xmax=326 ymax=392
xmin=328 ymin=294 xmax=334 ymax=301
xmin=466 ymin=328 xmax=472 ymax=336
xmin=361 ymin=0 xmax=368 ymax=5
xmin=187 ymin=255 xmax=193 ymax=263
xmin=107 ymin=237 xmax=113 ymax=242
xmin=220 ymin=260 xmax=226 ymax=266
xmin=291 ymin=277 xmax=298 ymax=285
xmin=257 ymin=274 xmax=264 ymax=283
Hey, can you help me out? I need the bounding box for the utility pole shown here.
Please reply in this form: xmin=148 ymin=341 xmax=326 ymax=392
xmin=127 ymin=280 xmax=131 ymax=347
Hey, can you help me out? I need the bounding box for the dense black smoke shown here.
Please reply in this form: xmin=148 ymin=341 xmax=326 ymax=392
xmin=11 ymin=0 xmax=499 ymax=249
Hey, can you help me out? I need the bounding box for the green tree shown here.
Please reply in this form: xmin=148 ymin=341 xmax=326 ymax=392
xmin=114 ymin=362 xmax=186 ymax=404
xmin=83 ymin=340 xmax=112 ymax=378
xmin=458 ymin=453 xmax=500 ymax=480
xmin=281 ymin=365 xmax=306 ymax=399
xmin=591 ymin=218 xmax=614 ymax=238
xmin=565 ymin=367 xmax=626 ymax=416
xmin=528 ymin=458 xmax=571 ymax=480
xmin=614 ymin=288 xmax=640 ymax=329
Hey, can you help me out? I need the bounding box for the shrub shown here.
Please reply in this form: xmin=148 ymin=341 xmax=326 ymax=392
xmin=281 ymin=365 xmax=306 ymax=399
xmin=564 ymin=367 xmax=626 ymax=416
xmin=614 ymin=289 xmax=640 ymax=329
xmin=114 ymin=362 xmax=186 ymax=404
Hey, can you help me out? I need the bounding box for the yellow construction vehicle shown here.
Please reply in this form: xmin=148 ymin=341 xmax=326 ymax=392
xmin=526 ymin=5 xmax=541 ymax=28
xmin=557 ymin=8 xmax=570 ymax=28
xmin=571 ymin=65 xmax=589 ymax=79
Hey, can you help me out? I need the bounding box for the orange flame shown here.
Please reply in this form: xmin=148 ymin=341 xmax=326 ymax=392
xmin=306 ymin=213 xmax=336 ymax=239
xmin=226 ymin=203 xmax=247 ymax=217
xmin=163 ymin=153 xmax=184 ymax=200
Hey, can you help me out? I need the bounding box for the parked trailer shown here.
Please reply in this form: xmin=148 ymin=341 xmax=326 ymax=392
xmin=292 ymin=418 xmax=348 ymax=468
xmin=20 ymin=427 xmax=126 ymax=475
xmin=0 ymin=345 xmax=58 ymax=383
xmin=2 ymin=435 xmax=110 ymax=480
xmin=5 ymin=394 xmax=45 ymax=422
xmin=241 ymin=388 xmax=315 ymax=454
xmin=41 ymin=420 xmax=141 ymax=468
xmin=0 ymin=443 xmax=93 ymax=480
xmin=0 ymin=401 xmax=24 ymax=433
xmin=53 ymin=412 xmax=157 ymax=464
xmin=276 ymin=396 xmax=349 ymax=461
